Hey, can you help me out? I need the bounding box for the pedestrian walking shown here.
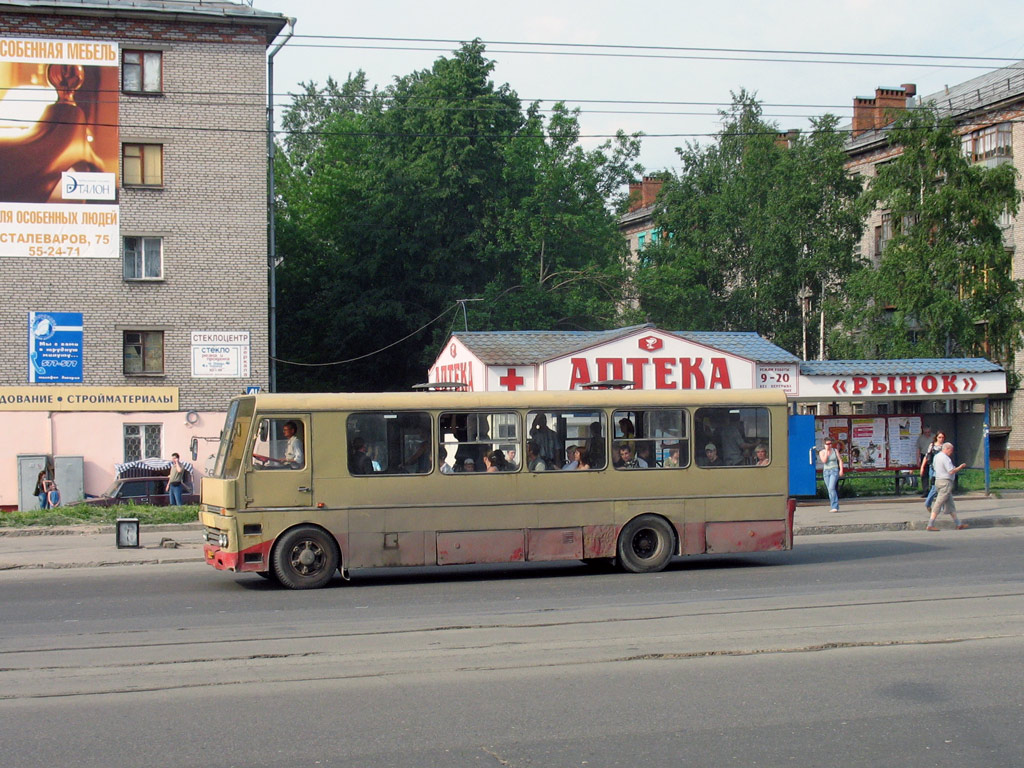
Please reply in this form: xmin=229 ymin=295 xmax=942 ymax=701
xmin=926 ymin=442 xmax=968 ymax=531
xmin=921 ymin=431 xmax=946 ymax=512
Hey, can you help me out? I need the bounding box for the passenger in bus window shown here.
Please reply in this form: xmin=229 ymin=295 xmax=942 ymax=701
xmin=720 ymin=412 xmax=752 ymax=465
xmin=699 ymin=442 xmax=722 ymax=467
xmin=617 ymin=417 xmax=636 ymax=440
xmin=483 ymin=449 xmax=508 ymax=472
xmin=662 ymin=443 xmax=681 ymax=467
xmin=439 ymin=446 xmax=454 ymax=474
xmin=530 ymin=413 xmax=559 ymax=468
xmin=616 ymin=443 xmax=647 ymax=469
xmin=588 ymin=421 xmax=606 ymax=469
xmin=527 ymin=440 xmax=547 ymax=472
xmin=562 ymin=445 xmax=580 ymax=470
xmin=636 ymin=442 xmax=655 ymax=468
xmin=754 ymin=444 xmax=770 ymax=466
xmin=575 ymin=449 xmax=592 ymax=470
xmin=349 ymin=437 xmax=374 ymax=475
xmin=461 ymin=458 xmax=476 ymax=472
xmin=401 ymin=427 xmax=431 ymax=473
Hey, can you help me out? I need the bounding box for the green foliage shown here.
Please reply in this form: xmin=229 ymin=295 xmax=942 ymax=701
xmin=274 ymin=42 xmax=640 ymax=392
xmin=0 ymin=504 xmax=199 ymax=528
xmin=633 ymin=92 xmax=862 ymax=354
xmin=835 ymin=105 xmax=1023 ymax=362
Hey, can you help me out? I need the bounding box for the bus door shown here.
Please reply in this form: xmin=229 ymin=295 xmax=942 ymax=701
xmin=246 ymin=415 xmax=312 ymax=508
xmin=788 ymin=414 xmax=816 ymax=496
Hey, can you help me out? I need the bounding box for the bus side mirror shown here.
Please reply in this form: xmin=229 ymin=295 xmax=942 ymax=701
xmin=190 ymin=437 xmax=198 ymax=462
xmin=259 ymin=420 xmax=268 ymax=442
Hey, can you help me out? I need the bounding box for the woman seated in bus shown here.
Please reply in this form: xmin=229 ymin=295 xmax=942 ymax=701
xmin=575 ymin=449 xmax=592 ymax=471
xmin=483 ymin=449 xmax=509 ymax=472
xmin=754 ymin=443 xmax=770 ymax=466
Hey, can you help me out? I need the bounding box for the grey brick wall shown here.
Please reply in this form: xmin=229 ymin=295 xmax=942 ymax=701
xmin=0 ymin=11 xmax=271 ymax=410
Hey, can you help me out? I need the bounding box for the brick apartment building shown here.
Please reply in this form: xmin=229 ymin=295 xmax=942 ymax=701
xmin=844 ymin=64 xmax=1024 ymax=463
xmin=0 ymin=0 xmax=287 ymax=508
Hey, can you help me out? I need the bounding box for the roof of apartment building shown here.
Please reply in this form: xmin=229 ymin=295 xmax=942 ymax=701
xmin=1 ymin=0 xmax=288 ymax=38
xmin=845 ymin=59 xmax=1024 ymax=153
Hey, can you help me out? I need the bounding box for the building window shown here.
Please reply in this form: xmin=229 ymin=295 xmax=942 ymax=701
xmin=637 ymin=232 xmax=646 ymax=250
xmin=123 ymin=144 xmax=163 ymax=186
xmin=124 ymin=423 xmax=162 ymax=461
xmin=990 ymin=399 xmax=1012 ymax=428
xmin=123 ymin=236 xmax=162 ymax=280
xmin=123 ymin=330 xmax=164 ymax=374
xmin=878 ymin=212 xmax=893 ymax=254
xmin=122 ymin=50 xmax=162 ymax=93
xmin=962 ymin=122 xmax=1012 ymax=162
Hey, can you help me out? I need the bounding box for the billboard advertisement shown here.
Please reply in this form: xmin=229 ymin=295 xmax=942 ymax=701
xmin=0 ymin=37 xmax=120 ymax=258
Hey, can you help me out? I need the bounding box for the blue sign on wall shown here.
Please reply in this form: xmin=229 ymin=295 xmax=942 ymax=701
xmin=28 ymin=312 xmax=83 ymax=383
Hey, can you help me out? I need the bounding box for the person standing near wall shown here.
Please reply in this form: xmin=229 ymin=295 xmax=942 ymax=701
xmin=926 ymin=442 xmax=968 ymax=531
xmin=166 ymin=452 xmax=185 ymax=506
xmin=818 ymin=438 xmax=844 ymax=513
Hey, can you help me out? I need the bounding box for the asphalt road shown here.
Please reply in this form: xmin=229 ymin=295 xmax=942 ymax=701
xmin=1 ymin=528 xmax=1022 ymax=768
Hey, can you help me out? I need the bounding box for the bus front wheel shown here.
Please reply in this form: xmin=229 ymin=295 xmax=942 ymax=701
xmin=272 ymin=526 xmax=340 ymax=589
xmin=617 ymin=515 xmax=675 ymax=573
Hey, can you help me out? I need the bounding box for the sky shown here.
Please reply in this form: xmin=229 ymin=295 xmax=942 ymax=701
xmin=253 ymin=0 xmax=1024 ymax=175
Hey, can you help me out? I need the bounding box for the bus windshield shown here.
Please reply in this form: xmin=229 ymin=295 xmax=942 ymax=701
xmin=212 ymin=397 xmax=254 ymax=479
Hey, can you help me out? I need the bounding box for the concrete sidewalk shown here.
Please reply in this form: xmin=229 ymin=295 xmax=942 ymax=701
xmin=1 ymin=493 xmax=1022 ymax=571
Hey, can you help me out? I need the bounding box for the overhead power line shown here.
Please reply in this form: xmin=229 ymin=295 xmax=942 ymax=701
xmin=290 ymin=35 xmax=1023 ymax=65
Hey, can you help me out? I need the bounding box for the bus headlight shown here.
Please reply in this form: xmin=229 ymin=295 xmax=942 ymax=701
xmin=218 ymin=532 xmax=229 ymax=548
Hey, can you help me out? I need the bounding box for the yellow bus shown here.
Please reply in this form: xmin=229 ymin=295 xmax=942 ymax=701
xmin=200 ymin=389 xmax=795 ymax=589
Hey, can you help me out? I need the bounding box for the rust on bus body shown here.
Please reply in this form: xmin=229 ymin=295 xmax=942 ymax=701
xmin=704 ymin=520 xmax=787 ymax=554
xmin=527 ymin=528 xmax=584 ymax=561
xmin=437 ymin=530 xmax=526 ymax=565
xmin=582 ymin=524 xmax=617 ymax=558
xmin=680 ymin=521 xmax=706 ymax=555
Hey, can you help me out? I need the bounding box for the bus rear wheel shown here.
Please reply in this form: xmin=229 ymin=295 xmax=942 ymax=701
xmin=617 ymin=515 xmax=675 ymax=573
xmin=272 ymin=526 xmax=340 ymax=589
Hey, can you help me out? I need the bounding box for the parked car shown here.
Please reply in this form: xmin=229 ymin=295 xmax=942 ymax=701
xmin=85 ymin=476 xmax=199 ymax=507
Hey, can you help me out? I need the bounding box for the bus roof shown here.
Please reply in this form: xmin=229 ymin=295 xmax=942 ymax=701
xmin=235 ymin=389 xmax=789 ymax=411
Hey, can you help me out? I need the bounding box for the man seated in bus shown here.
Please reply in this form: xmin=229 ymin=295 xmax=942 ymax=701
xmin=698 ymin=442 xmax=723 ymax=467
xmin=264 ymin=420 xmax=304 ymax=469
xmin=616 ymin=443 xmax=647 ymax=469
xmin=348 ymin=437 xmax=375 ymax=475
xmin=527 ymin=440 xmax=547 ymax=472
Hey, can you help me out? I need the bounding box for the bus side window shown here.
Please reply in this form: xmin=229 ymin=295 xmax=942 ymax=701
xmin=694 ymin=407 xmax=770 ymax=467
xmin=440 ymin=411 xmax=520 ymax=473
xmin=346 ymin=411 xmax=431 ymax=476
xmin=612 ymin=409 xmax=688 ymax=469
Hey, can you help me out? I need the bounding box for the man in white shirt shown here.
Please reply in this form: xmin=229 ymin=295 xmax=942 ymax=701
xmin=927 ymin=442 xmax=968 ymax=531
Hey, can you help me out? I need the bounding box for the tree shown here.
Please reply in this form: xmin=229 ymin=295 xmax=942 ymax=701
xmin=632 ymin=92 xmax=862 ymax=356
xmin=273 ymin=42 xmax=639 ymax=392
xmin=835 ymin=105 xmax=1023 ymax=362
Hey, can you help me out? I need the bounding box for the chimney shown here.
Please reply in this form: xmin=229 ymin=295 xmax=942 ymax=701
xmin=851 ymin=84 xmax=916 ymax=137
xmin=628 ymin=177 xmax=664 ymax=212
xmin=775 ymin=128 xmax=800 ymax=149
xmin=640 ymin=176 xmax=663 ymax=208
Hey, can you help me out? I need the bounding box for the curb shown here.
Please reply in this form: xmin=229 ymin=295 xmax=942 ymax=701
xmin=0 ymin=522 xmax=202 ymax=538
xmin=794 ymin=515 xmax=1024 ymax=536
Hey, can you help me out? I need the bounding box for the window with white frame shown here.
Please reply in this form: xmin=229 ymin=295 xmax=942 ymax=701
xmin=123 ymin=236 xmax=162 ymax=280
xmin=124 ymin=423 xmax=162 ymax=461
xmin=961 ymin=123 xmax=1012 ymax=162
xmin=122 ymin=50 xmax=163 ymax=93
